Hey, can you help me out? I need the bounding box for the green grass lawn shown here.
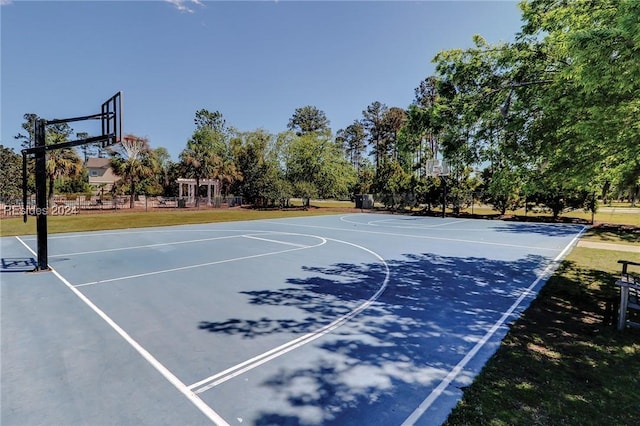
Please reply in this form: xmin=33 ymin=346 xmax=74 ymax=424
xmin=0 ymin=208 xmax=345 ymax=237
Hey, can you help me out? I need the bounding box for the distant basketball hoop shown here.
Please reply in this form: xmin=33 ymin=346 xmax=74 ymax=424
xmin=425 ymin=158 xmax=451 ymax=178
xmin=425 ymin=158 xmax=451 ymax=218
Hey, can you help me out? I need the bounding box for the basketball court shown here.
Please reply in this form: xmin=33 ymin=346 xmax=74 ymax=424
xmin=1 ymin=213 xmax=586 ymax=425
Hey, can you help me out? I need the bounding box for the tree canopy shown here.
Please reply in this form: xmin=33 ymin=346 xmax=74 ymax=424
xmin=287 ymin=105 xmax=331 ymax=136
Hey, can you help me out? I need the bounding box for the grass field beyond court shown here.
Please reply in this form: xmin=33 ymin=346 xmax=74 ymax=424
xmin=1 ymin=203 xmax=638 ymax=238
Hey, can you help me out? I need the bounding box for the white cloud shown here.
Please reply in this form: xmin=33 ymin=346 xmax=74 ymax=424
xmin=1 ymin=0 xmax=13 ymax=6
xmin=165 ymin=0 xmax=204 ymax=14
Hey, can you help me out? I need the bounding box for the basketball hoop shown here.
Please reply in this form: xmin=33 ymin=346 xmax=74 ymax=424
xmin=101 ymin=91 xmax=122 ymax=148
xmin=21 ymin=91 xmax=124 ymax=271
xmin=426 ymin=158 xmax=450 ymax=178
xmin=425 ymin=157 xmax=452 ymax=218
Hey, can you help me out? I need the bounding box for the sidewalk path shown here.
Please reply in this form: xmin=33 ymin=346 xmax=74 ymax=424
xmin=597 ymin=207 xmax=640 ymax=214
xmin=577 ymin=240 xmax=640 ymax=253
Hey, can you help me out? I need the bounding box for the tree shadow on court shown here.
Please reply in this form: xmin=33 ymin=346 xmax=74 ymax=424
xmin=199 ymin=252 xmax=552 ymax=425
xmin=198 ymin=264 xmax=387 ymax=337
xmin=491 ymin=222 xmax=584 ymax=237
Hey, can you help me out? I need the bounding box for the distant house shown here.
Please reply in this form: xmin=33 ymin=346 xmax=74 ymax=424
xmin=86 ymin=158 xmax=119 ymax=193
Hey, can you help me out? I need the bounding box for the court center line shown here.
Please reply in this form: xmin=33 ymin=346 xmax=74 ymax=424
xmin=14 ymin=236 xmax=229 ymax=426
xmin=264 ymin=219 xmax=561 ymax=252
xmin=188 ymin=237 xmax=390 ymax=395
xmin=400 ymin=225 xmax=588 ymax=425
xmin=74 ymin=238 xmax=326 ymax=288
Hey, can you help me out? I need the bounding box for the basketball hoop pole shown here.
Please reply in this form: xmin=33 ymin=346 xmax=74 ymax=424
xmin=24 ymin=121 xmax=115 ymax=271
xmin=441 ymin=176 xmax=447 ymax=218
xmin=34 ymin=119 xmax=48 ymax=271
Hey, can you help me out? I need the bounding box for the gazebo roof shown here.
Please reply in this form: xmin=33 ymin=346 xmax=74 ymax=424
xmin=176 ymin=178 xmax=219 ymax=185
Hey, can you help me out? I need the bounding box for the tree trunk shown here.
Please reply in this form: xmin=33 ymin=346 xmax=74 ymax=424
xmin=130 ymin=177 xmax=135 ymax=209
xmin=48 ymin=176 xmax=55 ymax=207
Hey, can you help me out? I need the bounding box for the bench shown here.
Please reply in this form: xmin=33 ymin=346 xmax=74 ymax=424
xmin=616 ymin=260 xmax=640 ymax=330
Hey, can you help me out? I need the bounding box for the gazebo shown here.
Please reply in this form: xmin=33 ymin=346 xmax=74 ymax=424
xmin=177 ymin=178 xmax=220 ymax=206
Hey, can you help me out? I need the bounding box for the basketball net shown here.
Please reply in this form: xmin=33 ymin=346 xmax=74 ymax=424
xmin=120 ymin=136 xmax=144 ymax=160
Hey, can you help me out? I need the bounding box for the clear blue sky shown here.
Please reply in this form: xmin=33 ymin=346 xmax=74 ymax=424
xmin=1 ymin=1 xmax=523 ymax=160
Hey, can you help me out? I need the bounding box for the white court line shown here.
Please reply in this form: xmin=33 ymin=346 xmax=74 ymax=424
xmin=50 ymin=234 xmax=251 ymax=257
xmin=19 ymin=227 xmax=271 ymax=241
xmin=264 ymin=218 xmax=561 ymax=252
xmin=15 ymin=236 xmax=229 ymax=426
xmin=400 ymin=225 xmax=588 ymax=425
xmin=188 ymin=237 xmax=390 ymax=395
xmin=242 ymin=234 xmax=310 ymax=248
xmin=363 ymin=218 xmax=472 ymax=229
xmin=74 ymin=235 xmax=327 ymax=288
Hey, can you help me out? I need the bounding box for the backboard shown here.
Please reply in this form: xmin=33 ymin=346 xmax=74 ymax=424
xmin=426 ymin=158 xmax=451 ymax=177
xmin=101 ymin=91 xmax=122 ymax=147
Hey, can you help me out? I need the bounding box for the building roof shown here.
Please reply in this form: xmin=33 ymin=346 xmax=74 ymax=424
xmin=85 ymin=158 xmax=111 ymax=168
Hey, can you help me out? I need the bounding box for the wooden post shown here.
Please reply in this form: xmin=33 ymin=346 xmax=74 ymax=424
xmin=618 ymin=284 xmax=629 ymax=331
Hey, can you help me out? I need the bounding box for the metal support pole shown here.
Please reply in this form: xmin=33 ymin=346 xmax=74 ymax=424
xmin=34 ymin=119 xmax=49 ymax=271
xmin=22 ymin=152 xmax=28 ymax=223
xmin=441 ymin=177 xmax=447 ymax=219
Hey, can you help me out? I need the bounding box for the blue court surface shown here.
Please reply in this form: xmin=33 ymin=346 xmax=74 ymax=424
xmin=1 ymin=213 xmax=586 ymax=425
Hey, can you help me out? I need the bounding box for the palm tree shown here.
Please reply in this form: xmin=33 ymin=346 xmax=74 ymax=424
xmin=110 ymin=135 xmax=154 ymax=208
xmin=217 ymin=157 xmax=242 ymax=198
xmin=180 ymin=127 xmax=223 ymax=207
xmin=45 ymin=127 xmax=83 ymax=206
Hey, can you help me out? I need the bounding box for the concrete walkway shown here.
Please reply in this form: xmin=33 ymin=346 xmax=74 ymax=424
xmin=577 ymin=240 xmax=640 ymax=253
xmin=597 ymin=207 xmax=640 ymax=214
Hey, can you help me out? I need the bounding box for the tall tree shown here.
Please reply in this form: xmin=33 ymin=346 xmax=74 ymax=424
xmin=361 ymin=101 xmax=388 ymax=173
xmin=230 ymin=129 xmax=279 ymax=205
xmin=400 ymin=76 xmax=442 ymax=177
xmin=0 ymin=145 xmax=23 ymax=203
xmin=381 ymin=107 xmax=408 ymax=161
xmin=194 ymin=108 xmax=226 ymax=133
xmin=283 ymin=132 xmax=356 ymax=200
xmin=336 ymin=120 xmax=367 ymax=171
xmin=153 ymin=147 xmax=172 ymax=192
xmin=180 ymin=109 xmax=230 ymax=206
xmin=287 ymin=105 xmax=331 ymax=136
xmin=180 ymin=127 xmax=224 ymax=207
xmin=14 ymin=113 xmax=39 ymax=149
